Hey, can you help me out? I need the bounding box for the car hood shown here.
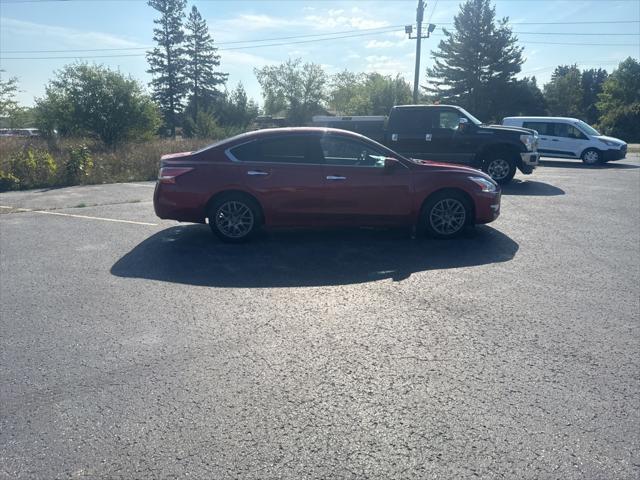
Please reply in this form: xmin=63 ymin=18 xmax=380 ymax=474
xmin=594 ymin=135 xmax=626 ymax=146
xmin=409 ymin=158 xmax=489 ymax=176
xmin=484 ymin=124 xmax=537 ymax=135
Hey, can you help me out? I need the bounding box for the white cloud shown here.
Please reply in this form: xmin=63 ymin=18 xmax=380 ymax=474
xmin=0 ymin=18 xmax=143 ymax=48
xmin=366 ymin=40 xmax=395 ymax=49
xmin=364 ymin=55 xmax=412 ymax=77
xmin=304 ymin=7 xmax=388 ymax=31
xmin=220 ymin=13 xmax=305 ymax=32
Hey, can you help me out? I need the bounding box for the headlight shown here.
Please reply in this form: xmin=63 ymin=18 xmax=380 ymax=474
xmin=469 ymin=176 xmax=497 ymax=192
xmin=599 ymin=139 xmax=619 ymax=147
xmin=520 ymin=134 xmax=535 ymax=151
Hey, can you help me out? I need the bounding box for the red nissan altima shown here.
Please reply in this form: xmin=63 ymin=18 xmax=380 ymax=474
xmin=154 ymin=128 xmax=501 ymax=242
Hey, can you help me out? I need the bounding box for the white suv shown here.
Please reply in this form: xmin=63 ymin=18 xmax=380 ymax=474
xmin=502 ymin=116 xmax=627 ymax=165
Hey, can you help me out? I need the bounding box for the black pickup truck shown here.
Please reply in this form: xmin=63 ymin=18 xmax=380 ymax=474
xmin=312 ymin=104 xmax=540 ymax=184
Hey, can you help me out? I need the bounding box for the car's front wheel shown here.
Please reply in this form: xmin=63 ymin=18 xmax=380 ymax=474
xmin=581 ymin=148 xmax=602 ymax=166
xmin=421 ymin=191 xmax=471 ymax=239
xmin=483 ymin=155 xmax=516 ymax=184
xmin=208 ymin=193 xmax=261 ymax=243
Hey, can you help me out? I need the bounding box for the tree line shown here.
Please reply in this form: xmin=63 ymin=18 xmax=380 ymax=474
xmin=0 ymin=0 xmax=638 ymax=145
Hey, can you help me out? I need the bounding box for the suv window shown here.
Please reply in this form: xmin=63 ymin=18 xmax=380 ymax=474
xmin=388 ymin=108 xmax=433 ymax=134
xmin=229 ymin=136 xmax=322 ymax=164
xmin=320 ymin=135 xmax=387 ymax=167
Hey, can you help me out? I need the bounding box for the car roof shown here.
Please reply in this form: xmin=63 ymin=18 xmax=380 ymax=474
xmin=392 ymin=104 xmax=461 ymax=110
xmin=222 ymin=126 xmax=375 ymax=145
xmin=504 ymin=116 xmax=582 ymax=122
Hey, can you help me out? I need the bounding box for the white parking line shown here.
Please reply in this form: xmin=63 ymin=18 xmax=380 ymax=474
xmin=0 ymin=206 xmax=158 ymax=226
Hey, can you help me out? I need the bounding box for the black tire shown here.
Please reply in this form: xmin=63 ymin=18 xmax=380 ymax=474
xmin=581 ymin=148 xmax=603 ymax=166
xmin=483 ymin=155 xmax=517 ymax=184
xmin=207 ymin=193 xmax=262 ymax=243
xmin=420 ymin=190 xmax=472 ymax=239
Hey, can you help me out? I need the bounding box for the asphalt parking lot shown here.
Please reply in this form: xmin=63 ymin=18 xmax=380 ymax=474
xmin=1 ymin=155 xmax=639 ymax=479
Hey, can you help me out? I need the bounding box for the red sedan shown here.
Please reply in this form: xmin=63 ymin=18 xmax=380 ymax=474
xmin=154 ymin=128 xmax=501 ymax=242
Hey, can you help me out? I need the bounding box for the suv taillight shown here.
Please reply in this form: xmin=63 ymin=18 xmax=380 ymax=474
xmin=158 ymin=167 xmax=194 ymax=184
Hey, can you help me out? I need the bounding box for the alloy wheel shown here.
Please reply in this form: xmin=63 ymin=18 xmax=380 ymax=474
xmin=487 ymin=158 xmax=510 ymax=181
xmin=215 ymin=201 xmax=255 ymax=239
xmin=429 ymin=198 xmax=466 ymax=236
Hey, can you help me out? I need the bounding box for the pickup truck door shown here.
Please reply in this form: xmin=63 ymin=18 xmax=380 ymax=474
xmin=428 ymin=109 xmax=476 ymax=164
xmin=386 ymin=108 xmax=436 ymax=160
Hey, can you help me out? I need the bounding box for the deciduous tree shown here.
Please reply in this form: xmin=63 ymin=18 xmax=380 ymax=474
xmin=255 ymin=59 xmax=326 ymax=124
xmin=34 ymin=63 xmax=160 ymax=146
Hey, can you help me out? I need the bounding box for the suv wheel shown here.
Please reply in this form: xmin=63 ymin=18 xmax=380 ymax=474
xmin=483 ymin=156 xmax=516 ymax=184
xmin=581 ymin=148 xmax=602 ymax=166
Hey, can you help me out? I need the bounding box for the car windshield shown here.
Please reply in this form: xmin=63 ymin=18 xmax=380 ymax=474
xmin=456 ymin=107 xmax=483 ymax=125
xmin=575 ymin=120 xmax=600 ymax=136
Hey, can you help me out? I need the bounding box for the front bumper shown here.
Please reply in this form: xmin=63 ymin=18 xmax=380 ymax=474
xmin=519 ymin=151 xmax=540 ymax=174
xmin=603 ymin=145 xmax=627 ymax=162
xmin=475 ymin=191 xmax=501 ymax=224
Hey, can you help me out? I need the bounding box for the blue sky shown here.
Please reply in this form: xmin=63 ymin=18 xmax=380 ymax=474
xmin=1 ymin=0 xmax=639 ymax=107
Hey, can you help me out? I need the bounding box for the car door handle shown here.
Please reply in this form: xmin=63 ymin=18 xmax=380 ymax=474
xmin=551 ymin=139 xmax=559 ymax=142
xmin=326 ymin=176 xmax=347 ymax=180
xmin=540 ymin=137 xmax=547 ymax=140
xmin=247 ymin=170 xmax=269 ymax=176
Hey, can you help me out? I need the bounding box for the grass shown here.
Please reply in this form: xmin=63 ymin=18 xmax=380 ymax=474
xmin=0 ymin=136 xmax=216 ymax=191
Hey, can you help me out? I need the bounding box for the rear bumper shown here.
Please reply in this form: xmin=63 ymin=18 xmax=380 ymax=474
xmin=153 ymin=182 xmax=207 ymax=223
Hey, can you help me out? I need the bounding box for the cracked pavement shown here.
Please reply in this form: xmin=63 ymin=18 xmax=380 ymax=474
xmin=1 ymin=156 xmax=639 ymax=479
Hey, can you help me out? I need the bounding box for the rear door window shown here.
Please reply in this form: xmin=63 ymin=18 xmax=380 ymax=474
xmin=229 ymin=136 xmax=323 ymax=164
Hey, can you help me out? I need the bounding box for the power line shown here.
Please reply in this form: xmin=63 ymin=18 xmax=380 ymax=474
xmin=0 ymin=24 xmax=407 ymax=54
xmin=2 ymin=27 xmax=637 ymax=55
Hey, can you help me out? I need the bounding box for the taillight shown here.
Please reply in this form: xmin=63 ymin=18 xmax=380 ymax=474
xmin=158 ymin=167 xmax=194 ymax=184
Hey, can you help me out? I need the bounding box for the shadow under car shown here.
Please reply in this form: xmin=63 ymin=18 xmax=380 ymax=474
xmin=501 ymin=179 xmax=565 ymax=196
xmin=111 ymin=224 xmax=519 ymax=288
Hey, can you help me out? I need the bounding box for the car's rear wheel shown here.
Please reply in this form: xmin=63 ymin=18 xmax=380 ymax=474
xmin=421 ymin=191 xmax=471 ymax=239
xmin=483 ymin=155 xmax=516 ymax=184
xmin=581 ymin=148 xmax=602 ymax=166
xmin=208 ymin=193 xmax=261 ymax=243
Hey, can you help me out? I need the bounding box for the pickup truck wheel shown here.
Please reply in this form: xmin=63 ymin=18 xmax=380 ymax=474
xmin=421 ymin=191 xmax=471 ymax=239
xmin=581 ymin=148 xmax=602 ymax=165
xmin=483 ymin=156 xmax=516 ymax=184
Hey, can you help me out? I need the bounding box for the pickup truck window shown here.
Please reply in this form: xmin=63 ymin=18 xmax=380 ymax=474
xmin=437 ymin=111 xmax=461 ymax=130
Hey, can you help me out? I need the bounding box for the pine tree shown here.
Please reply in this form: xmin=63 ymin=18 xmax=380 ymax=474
xmin=184 ymin=6 xmax=228 ymax=117
xmin=425 ymin=0 xmax=523 ymax=121
xmin=147 ymin=0 xmax=188 ymax=137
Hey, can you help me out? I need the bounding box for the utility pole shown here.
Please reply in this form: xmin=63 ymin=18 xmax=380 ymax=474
xmin=406 ymin=0 xmax=436 ymax=104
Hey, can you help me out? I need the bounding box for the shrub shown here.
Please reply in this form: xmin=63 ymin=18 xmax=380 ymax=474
xmin=9 ymin=148 xmax=58 ymax=189
xmin=0 ymin=171 xmax=20 ymax=191
xmin=64 ymin=144 xmax=93 ymax=185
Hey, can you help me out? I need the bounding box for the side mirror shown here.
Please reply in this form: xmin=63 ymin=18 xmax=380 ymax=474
xmin=384 ymin=157 xmax=400 ymax=170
